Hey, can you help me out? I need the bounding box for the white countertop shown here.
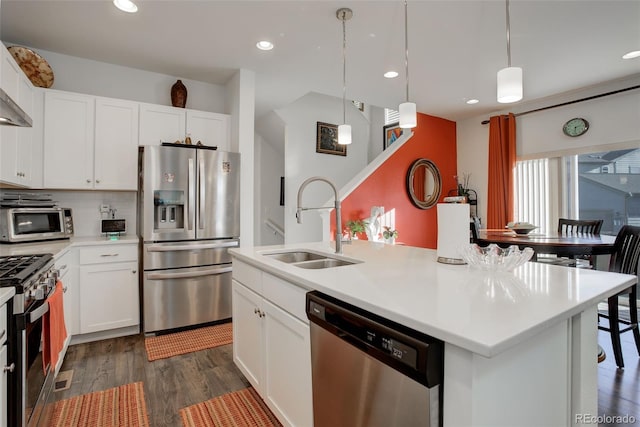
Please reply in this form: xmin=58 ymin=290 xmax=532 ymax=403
xmin=230 ymin=240 xmax=636 ymax=357
xmin=0 ymin=235 xmax=139 ymax=258
xmin=0 ymin=287 xmax=15 ymax=306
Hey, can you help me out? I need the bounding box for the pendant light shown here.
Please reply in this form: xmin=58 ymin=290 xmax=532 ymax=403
xmin=497 ymin=0 xmax=522 ymax=103
xmin=337 ymin=8 xmax=352 ymax=145
xmin=399 ymin=0 xmax=416 ymax=129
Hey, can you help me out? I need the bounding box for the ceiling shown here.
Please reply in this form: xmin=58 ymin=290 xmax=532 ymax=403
xmin=1 ymin=0 xmax=639 ymax=122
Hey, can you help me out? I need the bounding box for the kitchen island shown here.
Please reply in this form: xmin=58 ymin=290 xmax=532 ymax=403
xmin=230 ymin=240 xmax=636 ymax=427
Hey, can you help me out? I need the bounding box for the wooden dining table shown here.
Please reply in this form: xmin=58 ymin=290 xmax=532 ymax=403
xmin=476 ymin=229 xmax=617 ymax=260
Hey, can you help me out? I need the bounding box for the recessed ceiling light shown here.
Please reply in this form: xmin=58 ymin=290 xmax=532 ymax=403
xmin=384 ymin=71 xmax=399 ymax=79
xmin=256 ymin=41 xmax=274 ymax=51
xmin=622 ymin=50 xmax=640 ymax=59
xmin=113 ymin=0 xmax=137 ymax=13
xmin=466 ymin=99 xmax=479 ymax=105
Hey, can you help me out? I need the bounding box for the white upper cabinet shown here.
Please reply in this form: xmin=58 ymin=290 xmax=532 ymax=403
xmin=138 ymin=103 xmax=186 ymax=146
xmin=0 ymin=44 xmax=36 ymax=187
xmin=43 ymin=91 xmax=95 ymax=189
xmin=43 ymin=90 xmax=139 ymax=190
xmin=186 ymin=110 xmax=230 ymax=151
xmin=94 ymin=97 xmax=139 ymax=190
xmin=139 ymin=103 xmax=230 ymax=150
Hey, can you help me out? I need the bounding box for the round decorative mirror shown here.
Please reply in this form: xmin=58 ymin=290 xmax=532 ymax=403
xmin=406 ymin=158 xmax=442 ymax=209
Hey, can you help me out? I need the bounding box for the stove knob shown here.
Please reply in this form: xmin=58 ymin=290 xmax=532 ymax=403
xmin=34 ymin=286 xmax=46 ymax=300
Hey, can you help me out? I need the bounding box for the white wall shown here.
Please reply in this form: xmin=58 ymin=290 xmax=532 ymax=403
xmin=12 ymin=46 xmax=228 ymax=113
xmin=457 ymin=74 xmax=640 ymax=224
xmin=255 ymin=132 xmax=284 ymax=246
xmin=368 ymin=105 xmax=386 ymax=163
xmin=277 ymin=92 xmax=369 ymax=245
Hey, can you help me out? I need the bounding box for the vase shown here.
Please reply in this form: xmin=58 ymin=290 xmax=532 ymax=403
xmin=171 ymin=79 xmax=187 ymax=108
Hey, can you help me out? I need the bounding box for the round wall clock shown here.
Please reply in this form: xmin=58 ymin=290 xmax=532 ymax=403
xmin=562 ymin=117 xmax=589 ymax=137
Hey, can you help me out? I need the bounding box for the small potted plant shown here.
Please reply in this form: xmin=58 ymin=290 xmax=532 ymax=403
xmin=345 ymin=219 xmax=368 ymax=240
xmin=382 ymin=226 xmax=398 ymax=244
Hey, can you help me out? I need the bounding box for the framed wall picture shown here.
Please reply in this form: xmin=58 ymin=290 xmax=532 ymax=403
xmin=383 ymin=122 xmax=403 ymax=150
xmin=316 ymin=122 xmax=347 ymax=156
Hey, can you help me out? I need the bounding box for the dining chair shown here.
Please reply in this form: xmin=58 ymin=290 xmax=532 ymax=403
xmin=558 ymin=218 xmax=603 ymax=235
xmin=597 ymin=225 xmax=640 ymax=368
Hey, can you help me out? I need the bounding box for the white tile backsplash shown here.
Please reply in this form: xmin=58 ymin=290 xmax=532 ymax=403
xmin=2 ymin=190 xmax=138 ymax=237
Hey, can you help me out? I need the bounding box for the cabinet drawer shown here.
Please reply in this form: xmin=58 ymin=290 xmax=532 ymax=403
xmin=262 ymin=273 xmax=308 ymax=323
xmin=0 ymin=304 xmax=6 ymax=346
xmin=79 ymin=244 xmax=138 ymax=265
xmin=232 ymin=259 xmax=262 ymax=294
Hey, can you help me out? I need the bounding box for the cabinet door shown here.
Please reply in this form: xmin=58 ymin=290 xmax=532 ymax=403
xmin=232 ymin=280 xmax=264 ymax=391
xmin=79 ymin=261 xmax=139 ymax=334
xmin=0 ymin=345 xmax=6 ymax=427
xmin=94 ymin=97 xmax=139 ymax=190
xmin=139 ymin=103 xmax=185 ymax=146
xmin=0 ymin=73 xmax=33 ymax=186
xmin=1 ymin=44 xmax=20 ymax=101
xmin=58 ymin=251 xmax=79 ymax=336
xmin=43 ymin=91 xmax=95 ymax=189
xmin=263 ymin=299 xmax=313 ymax=427
xmin=186 ymin=110 xmax=230 ymax=151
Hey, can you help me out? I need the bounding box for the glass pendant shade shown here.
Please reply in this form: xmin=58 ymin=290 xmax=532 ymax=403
xmin=497 ymin=67 xmax=522 ymax=103
xmin=338 ymin=124 xmax=352 ymax=145
xmin=399 ymin=102 xmax=417 ymax=128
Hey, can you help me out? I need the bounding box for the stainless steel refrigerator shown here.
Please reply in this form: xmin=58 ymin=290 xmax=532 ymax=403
xmin=139 ymin=145 xmax=240 ymax=334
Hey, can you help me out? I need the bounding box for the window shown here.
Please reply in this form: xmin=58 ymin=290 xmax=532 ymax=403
xmin=514 ymin=159 xmax=552 ymax=233
xmin=567 ymin=148 xmax=640 ymax=235
xmin=384 ymin=108 xmax=399 ymax=125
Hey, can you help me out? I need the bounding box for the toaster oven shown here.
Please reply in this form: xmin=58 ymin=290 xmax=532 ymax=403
xmin=0 ymin=207 xmax=74 ymax=242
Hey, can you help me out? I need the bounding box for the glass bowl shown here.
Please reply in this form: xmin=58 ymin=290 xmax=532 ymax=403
xmin=459 ymin=243 xmax=534 ymax=271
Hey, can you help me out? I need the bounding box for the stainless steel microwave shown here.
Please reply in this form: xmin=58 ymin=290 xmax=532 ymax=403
xmin=0 ymin=207 xmax=74 ymax=243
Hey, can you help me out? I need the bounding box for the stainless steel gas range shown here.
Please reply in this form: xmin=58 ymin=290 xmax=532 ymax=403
xmin=0 ymin=254 xmax=59 ymax=427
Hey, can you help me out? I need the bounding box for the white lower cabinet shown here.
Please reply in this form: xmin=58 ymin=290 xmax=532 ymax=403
xmin=78 ymin=243 xmax=139 ymax=334
xmin=57 ymin=250 xmax=79 ymax=336
xmin=232 ymin=261 xmax=313 ymax=427
xmin=0 ymin=345 xmax=6 ymax=427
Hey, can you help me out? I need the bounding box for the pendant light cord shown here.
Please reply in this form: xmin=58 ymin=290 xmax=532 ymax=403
xmin=505 ymin=0 xmax=512 ymax=67
xmin=404 ymin=0 xmax=410 ymax=102
xmin=342 ymin=10 xmax=347 ymax=124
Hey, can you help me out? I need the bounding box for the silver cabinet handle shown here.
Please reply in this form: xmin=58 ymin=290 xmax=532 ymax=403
xmin=96 ymin=179 xmax=101 ymax=184
xmin=132 ymin=270 xmax=137 ymax=274
xmin=3 ymin=363 xmax=15 ymax=373
xmin=86 ymin=179 xmax=92 ymax=183
xmin=59 ymin=264 xmax=68 ymax=270
xmin=0 ymin=330 xmax=5 ymax=340
xmin=100 ymin=253 xmax=119 ymax=257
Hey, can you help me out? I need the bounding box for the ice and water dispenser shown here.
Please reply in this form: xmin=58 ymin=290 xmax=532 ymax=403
xmin=154 ymin=190 xmax=185 ymax=230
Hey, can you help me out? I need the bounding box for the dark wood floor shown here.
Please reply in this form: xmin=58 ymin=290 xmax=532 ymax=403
xmin=597 ymin=328 xmax=640 ymax=427
xmin=53 ymin=329 xmax=639 ymax=427
xmin=52 ymin=334 xmax=249 ymax=427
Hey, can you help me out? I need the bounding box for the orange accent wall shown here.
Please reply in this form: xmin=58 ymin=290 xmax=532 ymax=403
xmin=340 ymin=113 xmax=457 ymax=248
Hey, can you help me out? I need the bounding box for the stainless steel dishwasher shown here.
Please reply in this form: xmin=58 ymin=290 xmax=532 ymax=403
xmin=307 ymin=291 xmax=444 ymax=427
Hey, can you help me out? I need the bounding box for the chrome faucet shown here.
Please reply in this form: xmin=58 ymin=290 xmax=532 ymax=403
xmin=296 ymin=176 xmax=342 ymax=254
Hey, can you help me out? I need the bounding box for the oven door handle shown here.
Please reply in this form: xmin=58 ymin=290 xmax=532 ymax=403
xmin=29 ymin=302 xmax=49 ymax=323
xmin=147 ymin=266 xmax=232 ymax=280
xmin=146 ymin=241 xmax=239 ymax=252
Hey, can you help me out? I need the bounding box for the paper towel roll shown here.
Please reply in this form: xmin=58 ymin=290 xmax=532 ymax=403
xmin=437 ymin=203 xmax=470 ymax=264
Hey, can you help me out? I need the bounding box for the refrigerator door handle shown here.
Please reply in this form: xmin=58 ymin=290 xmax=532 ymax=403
xmin=188 ymin=157 xmax=195 ymax=231
xmin=147 ymin=266 xmax=233 ymax=280
xmin=199 ymin=157 xmax=205 ymax=230
xmin=146 ymin=241 xmax=240 ymax=252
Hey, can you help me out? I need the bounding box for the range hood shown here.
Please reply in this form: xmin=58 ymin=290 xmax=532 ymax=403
xmin=0 ymin=87 xmax=32 ymax=127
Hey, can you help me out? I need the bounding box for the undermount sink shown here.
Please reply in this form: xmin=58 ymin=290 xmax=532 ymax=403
xmin=264 ymin=251 xmax=327 ymax=263
xmin=262 ymin=250 xmax=360 ymax=269
xmin=293 ymin=258 xmax=357 ymax=269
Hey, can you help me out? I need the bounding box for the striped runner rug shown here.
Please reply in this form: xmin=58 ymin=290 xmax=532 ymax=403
xmin=49 ymin=382 xmax=149 ymax=427
xmin=180 ymin=387 xmax=282 ymax=427
xmin=145 ymin=322 xmax=233 ymax=361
